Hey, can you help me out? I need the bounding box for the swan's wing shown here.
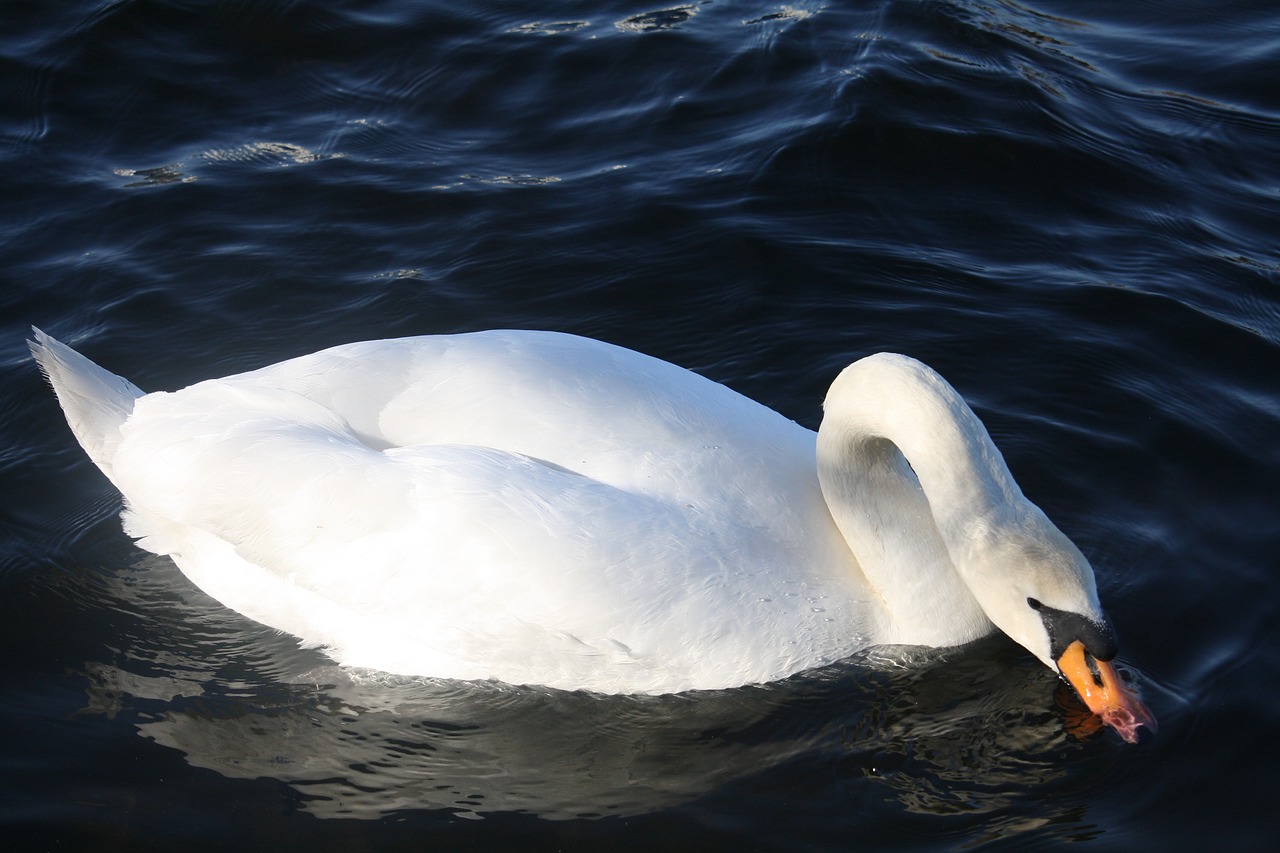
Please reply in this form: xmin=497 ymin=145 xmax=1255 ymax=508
xmin=107 ymin=332 xmax=873 ymax=691
xmin=111 ymin=379 xmax=845 ymax=691
xmin=227 ymin=331 xmax=823 ymax=527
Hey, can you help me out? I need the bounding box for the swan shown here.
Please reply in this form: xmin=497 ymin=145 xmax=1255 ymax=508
xmin=30 ymin=327 xmax=1154 ymax=742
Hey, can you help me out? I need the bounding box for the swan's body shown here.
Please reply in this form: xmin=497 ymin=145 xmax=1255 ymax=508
xmin=31 ymin=328 xmax=1154 ymax=738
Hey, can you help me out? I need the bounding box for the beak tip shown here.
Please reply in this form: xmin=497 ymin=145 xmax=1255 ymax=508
xmin=1102 ymin=705 xmax=1158 ymax=744
xmin=1056 ymin=640 xmax=1157 ymax=745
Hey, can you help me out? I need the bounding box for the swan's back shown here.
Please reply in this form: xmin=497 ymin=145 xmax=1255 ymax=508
xmin=249 ymin=332 xmax=811 ymax=515
xmin=42 ymin=330 xmax=872 ymax=693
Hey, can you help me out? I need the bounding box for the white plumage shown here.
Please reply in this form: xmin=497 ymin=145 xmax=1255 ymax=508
xmin=30 ymin=328 xmax=1112 ymax=696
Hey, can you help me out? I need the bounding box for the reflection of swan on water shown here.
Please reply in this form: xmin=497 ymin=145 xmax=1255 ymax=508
xmin=77 ymin=554 xmax=1080 ymax=823
xmin=32 ymin=328 xmax=1152 ymax=741
xmin=131 ymin=656 xmax=1082 ymax=823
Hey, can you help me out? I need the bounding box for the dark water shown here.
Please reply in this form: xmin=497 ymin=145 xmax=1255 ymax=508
xmin=2 ymin=0 xmax=1278 ymax=849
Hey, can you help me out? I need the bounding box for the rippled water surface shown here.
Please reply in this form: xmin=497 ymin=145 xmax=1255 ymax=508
xmin=3 ymin=1 xmax=1278 ymax=850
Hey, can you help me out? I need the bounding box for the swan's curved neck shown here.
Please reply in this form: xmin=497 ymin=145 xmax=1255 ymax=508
xmin=816 ymin=354 xmax=1023 ymax=646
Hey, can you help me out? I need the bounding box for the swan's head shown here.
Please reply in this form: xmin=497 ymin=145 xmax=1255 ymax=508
xmin=965 ymin=508 xmax=1157 ymax=743
xmin=819 ymin=352 xmax=1155 ymax=742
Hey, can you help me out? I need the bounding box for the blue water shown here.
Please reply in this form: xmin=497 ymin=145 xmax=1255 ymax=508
xmin=3 ymin=0 xmax=1278 ymax=849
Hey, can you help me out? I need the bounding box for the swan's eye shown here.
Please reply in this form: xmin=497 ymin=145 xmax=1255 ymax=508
xmin=1027 ymin=597 xmax=1043 ymax=611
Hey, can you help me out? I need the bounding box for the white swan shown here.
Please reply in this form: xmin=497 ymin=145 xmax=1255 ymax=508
xmin=30 ymin=328 xmax=1154 ymax=741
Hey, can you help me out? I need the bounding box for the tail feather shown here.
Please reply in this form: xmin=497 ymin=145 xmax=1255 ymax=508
xmin=29 ymin=327 xmax=145 ymax=483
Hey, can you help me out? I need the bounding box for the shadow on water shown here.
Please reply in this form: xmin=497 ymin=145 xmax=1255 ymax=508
xmin=66 ymin=550 xmax=1156 ymax=838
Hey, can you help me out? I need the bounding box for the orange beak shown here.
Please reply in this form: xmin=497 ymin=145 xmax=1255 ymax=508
xmin=1056 ymin=640 xmax=1157 ymax=744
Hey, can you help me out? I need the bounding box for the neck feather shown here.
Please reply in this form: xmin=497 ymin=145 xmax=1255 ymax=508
xmin=816 ymin=353 xmax=1023 ymax=646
